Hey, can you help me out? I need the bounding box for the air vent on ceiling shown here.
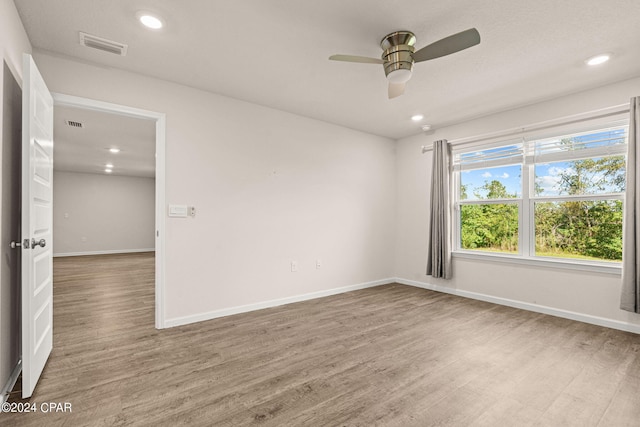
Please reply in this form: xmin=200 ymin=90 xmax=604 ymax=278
xmin=79 ymin=32 xmax=128 ymax=56
xmin=65 ymin=120 xmax=83 ymax=128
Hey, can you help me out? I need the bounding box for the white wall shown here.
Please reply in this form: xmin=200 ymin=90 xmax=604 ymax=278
xmin=395 ymin=76 xmax=640 ymax=331
xmin=53 ymin=171 xmax=155 ymax=256
xmin=0 ymin=0 xmax=31 ymax=401
xmin=33 ymin=51 xmax=397 ymax=323
xmin=33 ymin=48 xmax=640 ymax=331
xmin=9 ymin=0 xmax=637 ymax=341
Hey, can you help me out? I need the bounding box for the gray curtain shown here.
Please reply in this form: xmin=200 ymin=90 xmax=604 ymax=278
xmin=426 ymin=139 xmax=452 ymax=279
xmin=621 ymin=97 xmax=640 ymax=313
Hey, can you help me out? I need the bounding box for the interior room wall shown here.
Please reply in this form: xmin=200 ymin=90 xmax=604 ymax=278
xmin=33 ymin=51 xmax=397 ymax=324
xmin=53 ymin=171 xmax=155 ymax=256
xmin=0 ymin=0 xmax=31 ymax=401
xmin=395 ymin=76 xmax=640 ymax=331
xmin=8 ymin=0 xmax=637 ymax=340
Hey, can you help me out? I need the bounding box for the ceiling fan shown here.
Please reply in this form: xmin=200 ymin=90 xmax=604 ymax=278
xmin=329 ymin=28 xmax=480 ymax=99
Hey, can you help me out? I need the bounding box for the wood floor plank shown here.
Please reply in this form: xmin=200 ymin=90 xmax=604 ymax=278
xmin=3 ymin=252 xmax=640 ymax=426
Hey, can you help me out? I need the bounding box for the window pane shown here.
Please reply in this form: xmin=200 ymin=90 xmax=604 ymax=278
xmin=457 ymin=143 xmax=522 ymax=165
xmin=460 ymin=165 xmax=522 ymax=200
xmin=534 ymin=156 xmax=625 ymax=197
xmin=534 ymin=126 xmax=627 ymax=157
xmin=535 ymin=200 xmax=622 ymax=261
xmin=460 ymin=203 xmax=518 ymax=253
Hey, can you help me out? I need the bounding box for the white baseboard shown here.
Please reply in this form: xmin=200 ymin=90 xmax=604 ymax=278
xmin=1 ymin=360 xmax=21 ymax=404
xmin=395 ymin=277 xmax=640 ymax=335
xmin=164 ymin=278 xmax=395 ymax=328
xmin=164 ymin=276 xmax=640 ymax=334
xmin=53 ymin=248 xmax=155 ymax=257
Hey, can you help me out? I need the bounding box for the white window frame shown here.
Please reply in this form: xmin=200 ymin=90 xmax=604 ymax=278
xmin=452 ymin=119 xmax=628 ymax=275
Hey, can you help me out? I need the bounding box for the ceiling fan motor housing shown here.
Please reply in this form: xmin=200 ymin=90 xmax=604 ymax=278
xmin=381 ymin=31 xmax=416 ymax=82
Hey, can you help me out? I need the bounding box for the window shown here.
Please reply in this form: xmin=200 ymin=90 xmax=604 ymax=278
xmin=453 ymin=121 xmax=628 ymax=264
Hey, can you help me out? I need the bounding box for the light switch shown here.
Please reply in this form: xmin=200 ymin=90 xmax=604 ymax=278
xmin=168 ymin=204 xmax=188 ymax=218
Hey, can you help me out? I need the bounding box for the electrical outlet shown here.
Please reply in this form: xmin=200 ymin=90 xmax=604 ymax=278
xmin=316 ymin=259 xmax=322 ymax=269
xmin=291 ymin=261 xmax=298 ymax=272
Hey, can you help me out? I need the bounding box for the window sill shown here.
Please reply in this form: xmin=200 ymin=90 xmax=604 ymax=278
xmin=452 ymin=250 xmax=622 ymax=276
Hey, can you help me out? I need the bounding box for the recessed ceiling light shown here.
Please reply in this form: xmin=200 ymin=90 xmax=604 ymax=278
xmin=411 ymin=114 xmax=424 ymax=122
xmin=105 ymin=169 xmax=113 ymax=173
xmin=586 ymin=54 xmax=610 ymax=66
xmin=421 ymin=124 xmax=432 ymax=131
xmin=105 ymin=163 xmax=114 ymax=168
xmin=138 ymin=12 xmax=164 ymax=29
xmin=108 ymin=148 xmax=121 ymax=153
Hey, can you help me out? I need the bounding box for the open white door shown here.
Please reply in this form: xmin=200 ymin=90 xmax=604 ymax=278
xmin=21 ymin=53 xmax=54 ymax=398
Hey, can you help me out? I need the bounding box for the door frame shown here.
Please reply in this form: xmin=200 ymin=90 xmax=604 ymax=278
xmin=52 ymin=93 xmax=167 ymax=329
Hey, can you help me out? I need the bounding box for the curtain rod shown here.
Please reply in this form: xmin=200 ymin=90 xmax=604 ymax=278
xmin=421 ymin=103 xmax=630 ymax=154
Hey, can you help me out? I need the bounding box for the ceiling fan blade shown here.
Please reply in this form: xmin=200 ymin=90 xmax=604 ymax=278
xmin=388 ymin=82 xmax=405 ymax=99
xmin=329 ymin=54 xmax=385 ymax=64
xmin=412 ymin=28 xmax=480 ymax=63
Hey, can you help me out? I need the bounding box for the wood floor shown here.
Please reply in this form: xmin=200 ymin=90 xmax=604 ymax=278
xmin=4 ymin=253 xmax=640 ymax=426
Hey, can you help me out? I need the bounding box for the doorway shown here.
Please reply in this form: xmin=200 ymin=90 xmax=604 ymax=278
xmin=1 ymin=61 xmax=22 ymax=402
xmin=52 ymin=94 xmax=166 ymax=328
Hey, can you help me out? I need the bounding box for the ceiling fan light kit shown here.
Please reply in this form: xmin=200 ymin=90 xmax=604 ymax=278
xmin=329 ymin=28 xmax=481 ymax=99
xmin=381 ymin=31 xmax=416 ymax=84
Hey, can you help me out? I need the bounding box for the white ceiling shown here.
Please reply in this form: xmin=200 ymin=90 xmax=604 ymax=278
xmin=54 ymin=106 xmax=155 ymax=178
xmin=14 ymin=0 xmax=640 ymax=140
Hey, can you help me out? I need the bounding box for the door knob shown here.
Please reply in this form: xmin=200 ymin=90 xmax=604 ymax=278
xmin=10 ymin=239 xmax=29 ymax=249
xmin=31 ymin=238 xmax=46 ymax=249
